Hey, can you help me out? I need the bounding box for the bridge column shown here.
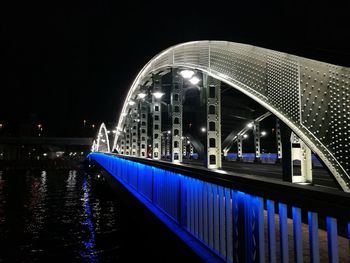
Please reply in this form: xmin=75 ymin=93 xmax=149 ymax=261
xmin=161 ymin=134 xmax=166 ymax=158
xmin=237 ymin=134 xmax=243 ymax=161
xmin=182 ymin=137 xmax=187 ymax=158
xmin=291 ymin=133 xmax=313 ymax=184
xmin=204 ymin=75 xmax=222 ymax=169
xmin=152 ymin=75 xmax=162 ymax=160
xmin=125 ymin=117 xmax=132 ymax=156
xmin=131 ymin=107 xmax=139 ymax=157
xmin=190 ymin=143 xmax=194 ymax=157
xmin=140 ymin=101 xmax=148 ymax=158
xmin=276 ymin=118 xmax=282 ymax=163
xmin=120 ymin=131 xmax=126 ymax=155
xmin=280 ymin=121 xmax=292 ymax=182
xmin=166 ymin=132 xmax=171 ymax=159
xmin=171 ymin=69 xmax=183 ymax=163
xmin=253 ymin=121 xmax=261 ymax=162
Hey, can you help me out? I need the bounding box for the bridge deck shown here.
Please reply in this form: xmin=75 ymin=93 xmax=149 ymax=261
xmin=161 ymin=158 xmax=339 ymax=190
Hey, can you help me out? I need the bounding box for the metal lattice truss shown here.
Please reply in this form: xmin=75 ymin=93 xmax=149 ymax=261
xmin=94 ymin=123 xmax=110 ymax=153
xmin=113 ymin=41 xmax=350 ymax=191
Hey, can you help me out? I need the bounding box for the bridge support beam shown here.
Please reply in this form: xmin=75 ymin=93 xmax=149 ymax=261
xmin=120 ymin=131 xmax=126 ymax=155
xmin=280 ymin=121 xmax=292 ymax=182
xmin=152 ymin=75 xmax=162 ymax=160
xmin=171 ymin=69 xmax=183 ymax=163
xmin=131 ymin=107 xmax=139 ymax=157
xmin=140 ymin=101 xmax=148 ymax=158
xmin=276 ymin=118 xmax=282 ymax=163
xmin=182 ymin=137 xmax=187 ymax=158
xmin=161 ymin=134 xmax=166 ymax=158
xmin=126 ymin=117 xmax=132 ymax=156
xmin=204 ymin=75 xmax=222 ymax=169
xmin=237 ymin=134 xmax=243 ymax=162
xmin=291 ymin=133 xmax=313 ymax=184
xmin=166 ymin=133 xmax=170 ymax=158
xmin=253 ymin=121 xmax=261 ymax=162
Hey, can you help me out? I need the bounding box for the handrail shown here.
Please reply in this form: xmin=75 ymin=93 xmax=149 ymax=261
xmin=105 ymin=153 xmax=350 ymax=221
xmin=89 ymin=152 xmax=350 ymax=262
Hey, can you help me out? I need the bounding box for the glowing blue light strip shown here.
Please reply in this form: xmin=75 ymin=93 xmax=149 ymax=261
xmin=87 ymin=153 xmax=346 ymax=263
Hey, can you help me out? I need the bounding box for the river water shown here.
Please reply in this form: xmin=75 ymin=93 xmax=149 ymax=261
xmin=0 ymin=168 xmax=201 ymax=262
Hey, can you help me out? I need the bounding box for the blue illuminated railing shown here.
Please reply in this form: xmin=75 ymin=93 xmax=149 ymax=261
xmin=88 ymin=152 xmax=350 ymax=263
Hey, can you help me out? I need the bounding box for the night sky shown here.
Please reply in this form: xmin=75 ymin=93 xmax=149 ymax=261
xmin=1 ymin=1 xmax=350 ymax=136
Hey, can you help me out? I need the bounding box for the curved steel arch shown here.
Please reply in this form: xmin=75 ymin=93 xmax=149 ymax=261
xmin=114 ymin=41 xmax=350 ymax=191
xmin=95 ymin=123 xmax=111 ymax=153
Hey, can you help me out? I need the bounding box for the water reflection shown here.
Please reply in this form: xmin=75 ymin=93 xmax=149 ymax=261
xmin=0 ymin=171 xmax=5 ymax=225
xmin=0 ymin=168 xmax=190 ymax=262
xmin=80 ymin=177 xmax=99 ymax=262
xmin=25 ymin=170 xmax=47 ymax=237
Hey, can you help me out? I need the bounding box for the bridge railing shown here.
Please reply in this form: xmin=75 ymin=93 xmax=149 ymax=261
xmin=88 ymin=152 xmax=350 ymax=263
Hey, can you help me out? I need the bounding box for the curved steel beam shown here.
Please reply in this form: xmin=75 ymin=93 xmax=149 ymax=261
xmin=114 ymin=41 xmax=350 ymax=191
xmin=95 ymin=123 xmax=111 ymax=153
xmin=222 ymin=112 xmax=272 ymax=153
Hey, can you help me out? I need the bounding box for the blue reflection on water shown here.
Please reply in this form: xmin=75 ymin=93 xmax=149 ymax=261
xmin=79 ymin=177 xmax=99 ymax=263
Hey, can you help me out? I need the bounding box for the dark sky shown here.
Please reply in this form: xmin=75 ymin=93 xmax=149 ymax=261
xmin=1 ymin=1 xmax=350 ymax=136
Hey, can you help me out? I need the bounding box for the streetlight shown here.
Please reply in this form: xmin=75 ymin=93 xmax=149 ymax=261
xmin=247 ymin=122 xmax=253 ymax=128
xmin=261 ymin=131 xmax=267 ymax=137
xmin=179 ymin=69 xmax=195 ymax=79
xmin=243 ymin=134 xmax=248 ymax=139
xmin=152 ymin=91 xmax=164 ymax=99
xmin=167 ymin=130 xmax=171 ymax=134
xmin=137 ymin=92 xmax=147 ymax=99
xmin=189 ymin=76 xmax=200 ymax=85
xmin=201 ymin=127 xmax=206 ymax=132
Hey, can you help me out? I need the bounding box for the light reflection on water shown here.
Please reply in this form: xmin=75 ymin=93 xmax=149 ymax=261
xmin=80 ymin=177 xmax=98 ymax=262
xmin=0 ymin=168 xmax=122 ymax=262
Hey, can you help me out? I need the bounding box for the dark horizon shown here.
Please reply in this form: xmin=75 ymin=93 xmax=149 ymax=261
xmin=2 ymin=1 xmax=350 ymax=136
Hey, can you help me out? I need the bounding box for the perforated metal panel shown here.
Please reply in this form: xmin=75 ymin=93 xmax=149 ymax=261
xmin=115 ymin=41 xmax=350 ymax=191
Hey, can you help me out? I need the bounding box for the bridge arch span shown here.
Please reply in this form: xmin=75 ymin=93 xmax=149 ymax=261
xmin=113 ymin=41 xmax=350 ymax=191
xmin=95 ymin=123 xmax=110 ymax=153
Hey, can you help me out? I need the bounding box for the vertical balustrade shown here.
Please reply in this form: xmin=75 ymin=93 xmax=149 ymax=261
xmin=267 ymin=200 xmax=277 ymax=263
xmin=292 ymin=207 xmax=303 ymax=263
xmin=327 ymin=217 xmax=339 ymax=263
xmin=88 ymin=153 xmax=349 ymax=263
xmin=308 ymin=212 xmax=320 ymax=263
xmin=279 ymin=203 xmax=289 ymax=263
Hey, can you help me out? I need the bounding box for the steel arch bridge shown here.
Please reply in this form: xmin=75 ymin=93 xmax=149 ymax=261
xmin=93 ymin=122 xmax=110 ymax=153
xmin=102 ymin=41 xmax=349 ymax=191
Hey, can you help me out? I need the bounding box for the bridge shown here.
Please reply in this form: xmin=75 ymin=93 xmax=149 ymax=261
xmin=88 ymin=41 xmax=350 ymax=262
